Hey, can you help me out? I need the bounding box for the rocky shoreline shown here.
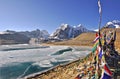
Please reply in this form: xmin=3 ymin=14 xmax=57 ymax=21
xmin=25 ymin=53 xmax=92 ymax=79
xmin=25 ymin=49 xmax=120 ymax=79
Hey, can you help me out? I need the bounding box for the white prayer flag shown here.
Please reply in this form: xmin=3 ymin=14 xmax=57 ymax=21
xmin=98 ymin=0 xmax=102 ymax=14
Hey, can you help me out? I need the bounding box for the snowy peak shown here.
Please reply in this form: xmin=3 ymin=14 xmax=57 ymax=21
xmin=105 ymin=20 xmax=120 ymax=28
xmin=112 ymin=20 xmax=120 ymax=24
xmin=60 ymin=24 xmax=70 ymax=30
xmin=50 ymin=24 xmax=89 ymax=39
xmin=50 ymin=24 xmax=73 ymax=39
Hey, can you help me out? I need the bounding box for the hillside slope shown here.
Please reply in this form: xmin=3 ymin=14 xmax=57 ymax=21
xmin=47 ymin=28 xmax=120 ymax=49
xmin=47 ymin=32 xmax=95 ymax=46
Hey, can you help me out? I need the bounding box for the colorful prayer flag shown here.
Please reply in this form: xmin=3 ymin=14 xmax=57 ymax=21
xmin=101 ymin=71 xmax=112 ymax=79
xmin=104 ymin=64 xmax=112 ymax=76
xmin=98 ymin=47 xmax=103 ymax=59
xmin=100 ymin=64 xmax=112 ymax=79
xmin=93 ymin=36 xmax=99 ymax=43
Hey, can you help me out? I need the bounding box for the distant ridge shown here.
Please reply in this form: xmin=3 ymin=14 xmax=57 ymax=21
xmin=0 ymin=33 xmax=30 ymax=45
xmin=19 ymin=29 xmax=49 ymax=39
xmin=0 ymin=29 xmax=50 ymax=45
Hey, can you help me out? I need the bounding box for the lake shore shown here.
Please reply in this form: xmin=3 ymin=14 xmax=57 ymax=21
xmin=25 ymin=43 xmax=120 ymax=79
xmin=24 ymin=44 xmax=92 ymax=79
xmin=25 ymin=54 xmax=89 ymax=79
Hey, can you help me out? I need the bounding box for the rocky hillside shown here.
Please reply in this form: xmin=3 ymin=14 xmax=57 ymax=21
xmin=19 ymin=29 xmax=49 ymax=39
xmin=0 ymin=33 xmax=30 ymax=45
xmin=50 ymin=24 xmax=91 ymax=39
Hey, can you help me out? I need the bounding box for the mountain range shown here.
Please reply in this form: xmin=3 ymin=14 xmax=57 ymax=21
xmin=0 ymin=29 xmax=50 ymax=44
xmin=50 ymin=20 xmax=120 ymax=39
xmin=0 ymin=20 xmax=120 ymax=44
xmin=50 ymin=24 xmax=91 ymax=39
xmin=19 ymin=29 xmax=49 ymax=39
xmin=0 ymin=32 xmax=30 ymax=45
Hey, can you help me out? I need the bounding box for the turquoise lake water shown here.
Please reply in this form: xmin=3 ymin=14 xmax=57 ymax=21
xmin=0 ymin=44 xmax=91 ymax=79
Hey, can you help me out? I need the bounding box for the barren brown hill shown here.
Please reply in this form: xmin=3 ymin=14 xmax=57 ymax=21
xmin=51 ymin=32 xmax=95 ymax=46
xmin=47 ymin=28 xmax=120 ymax=49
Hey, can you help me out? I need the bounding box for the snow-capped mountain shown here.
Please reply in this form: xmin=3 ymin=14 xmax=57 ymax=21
xmin=73 ymin=24 xmax=90 ymax=37
xmin=50 ymin=24 xmax=73 ymax=39
xmin=50 ymin=24 xmax=90 ymax=39
xmin=105 ymin=20 xmax=120 ymax=28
